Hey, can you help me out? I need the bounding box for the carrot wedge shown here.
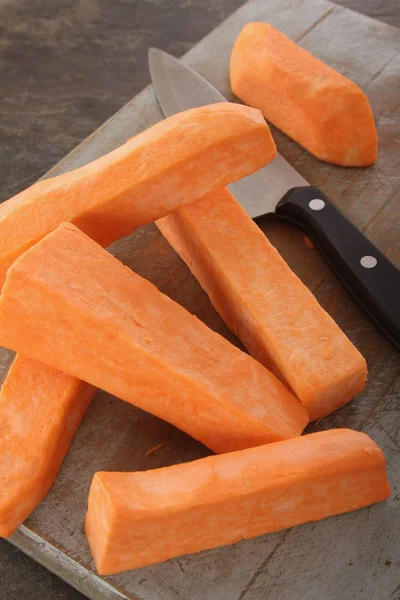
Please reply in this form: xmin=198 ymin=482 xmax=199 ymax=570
xmin=230 ymin=23 xmax=377 ymax=166
xmin=0 ymin=103 xmax=275 ymax=289
xmin=157 ymin=188 xmax=367 ymax=421
xmin=85 ymin=428 xmax=390 ymax=575
xmin=0 ymin=223 xmax=308 ymax=453
xmin=0 ymin=355 xmax=96 ymax=537
xmin=0 ymin=103 xmax=276 ymax=533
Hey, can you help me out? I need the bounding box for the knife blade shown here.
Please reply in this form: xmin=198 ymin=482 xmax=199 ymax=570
xmin=148 ymin=47 xmax=400 ymax=350
xmin=148 ymin=48 xmax=307 ymax=219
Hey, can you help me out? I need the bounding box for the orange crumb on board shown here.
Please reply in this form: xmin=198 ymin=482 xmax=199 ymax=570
xmin=145 ymin=443 xmax=165 ymax=456
xmin=304 ymin=236 xmax=315 ymax=249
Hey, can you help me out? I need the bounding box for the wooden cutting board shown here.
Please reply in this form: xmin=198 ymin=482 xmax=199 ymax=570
xmin=3 ymin=0 xmax=399 ymax=598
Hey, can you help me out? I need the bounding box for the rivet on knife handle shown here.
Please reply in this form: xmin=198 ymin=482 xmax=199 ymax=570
xmin=275 ymin=186 xmax=400 ymax=350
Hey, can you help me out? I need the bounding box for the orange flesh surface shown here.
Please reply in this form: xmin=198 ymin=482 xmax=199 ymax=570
xmin=0 ymin=102 xmax=276 ymax=289
xmin=230 ymin=22 xmax=377 ymax=166
xmin=0 ymin=355 xmax=96 ymax=537
xmin=0 ymin=103 xmax=277 ymax=534
xmin=0 ymin=223 xmax=308 ymax=455
xmin=157 ymin=188 xmax=367 ymax=421
xmin=85 ymin=428 xmax=390 ymax=575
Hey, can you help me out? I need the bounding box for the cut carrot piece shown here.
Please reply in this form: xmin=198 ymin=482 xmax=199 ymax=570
xmin=0 ymin=102 xmax=276 ymax=289
xmin=230 ymin=22 xmax=377 ymax=166
xmin=157 ymin=188 xmax=367 ymax=421
xmin=0 ymin=223 xmax=308 ymax=453
xmin=85 ymin=428 xmax=390 ymax=575
xmin=0 ymin=355 xmax=96 ymax=537
xmin=0 ymin=103 xmax=276 ymax=529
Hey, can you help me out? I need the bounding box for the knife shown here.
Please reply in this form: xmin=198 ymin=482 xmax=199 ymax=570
xmin=149 ymin=48 xmax=400 ymax=351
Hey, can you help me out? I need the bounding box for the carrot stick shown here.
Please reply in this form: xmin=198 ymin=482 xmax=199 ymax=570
xmin=157 ymin=188 xmax=367 ymax=420
xmin=0 ymin=102 xmax=275 ymax=289
xmin=85 ymin=429 xmax=390 ymax=575
xmin=0 ymin=355 xmax=96 ymax=537
xmin=0 ymin=103 xmax=276 ymax=534
xmin=0 ymin=223 xmax=308 ymax=454
xmin=230 ymin=23 xmax=377 ymax=166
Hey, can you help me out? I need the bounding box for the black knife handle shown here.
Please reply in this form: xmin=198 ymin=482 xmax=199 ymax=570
xmin=275 ymin=186 xmax=400 ymax=350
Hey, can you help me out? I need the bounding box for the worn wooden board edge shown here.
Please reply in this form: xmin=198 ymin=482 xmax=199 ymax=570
xmin=4 ymin=0 xmax=400 ymax=599
xmin=8 ymin=527 xmax=130 ymax=600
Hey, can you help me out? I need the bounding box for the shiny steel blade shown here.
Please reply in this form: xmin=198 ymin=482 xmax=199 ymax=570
xmin=149 ymin=47 xmax=226 ymax=114
xmin=149 ymin=48 xmax=308 ymax=218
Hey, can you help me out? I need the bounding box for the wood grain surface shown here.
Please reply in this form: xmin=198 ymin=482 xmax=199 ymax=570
xmin=1 ymin=1 xmax=399 ymax=599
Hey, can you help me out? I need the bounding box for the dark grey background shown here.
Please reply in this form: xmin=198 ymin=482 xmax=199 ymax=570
xmin=0 ymin=0 xmax=399 ymax=598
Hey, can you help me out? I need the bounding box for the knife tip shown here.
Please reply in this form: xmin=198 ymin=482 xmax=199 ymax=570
xmin=149 ymin=47 xmax=167 ymax=75
xmin=148 ymin=47 xmax=161 ymax=62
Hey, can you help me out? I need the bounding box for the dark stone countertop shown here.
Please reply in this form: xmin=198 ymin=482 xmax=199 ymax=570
xmin=0 ymin=0 xmax=398 ymax=598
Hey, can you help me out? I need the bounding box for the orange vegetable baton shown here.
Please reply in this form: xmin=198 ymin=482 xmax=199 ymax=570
xmin=0 ymin=102 xmax=276 ymax=289
xmin=0 ymin=223 xmax=308 ymax=454
xmin=86 ymin=429 xmax=390 ymax=575
xmin=0 ymin=355 xmax=96 ymax=537
xmin=157 ymin=188 xmax=367 ymax=421
xmin=230 ymin=23 xmax=377 ymax=166
xmin=0 ymin=103 xmax=277 ymax=535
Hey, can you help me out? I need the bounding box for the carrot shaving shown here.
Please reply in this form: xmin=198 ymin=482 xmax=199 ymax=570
xmin=304 ymin=236 xmax=315 ymax=249
xmin=145 ymin=443 xmax=165 ymax=456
